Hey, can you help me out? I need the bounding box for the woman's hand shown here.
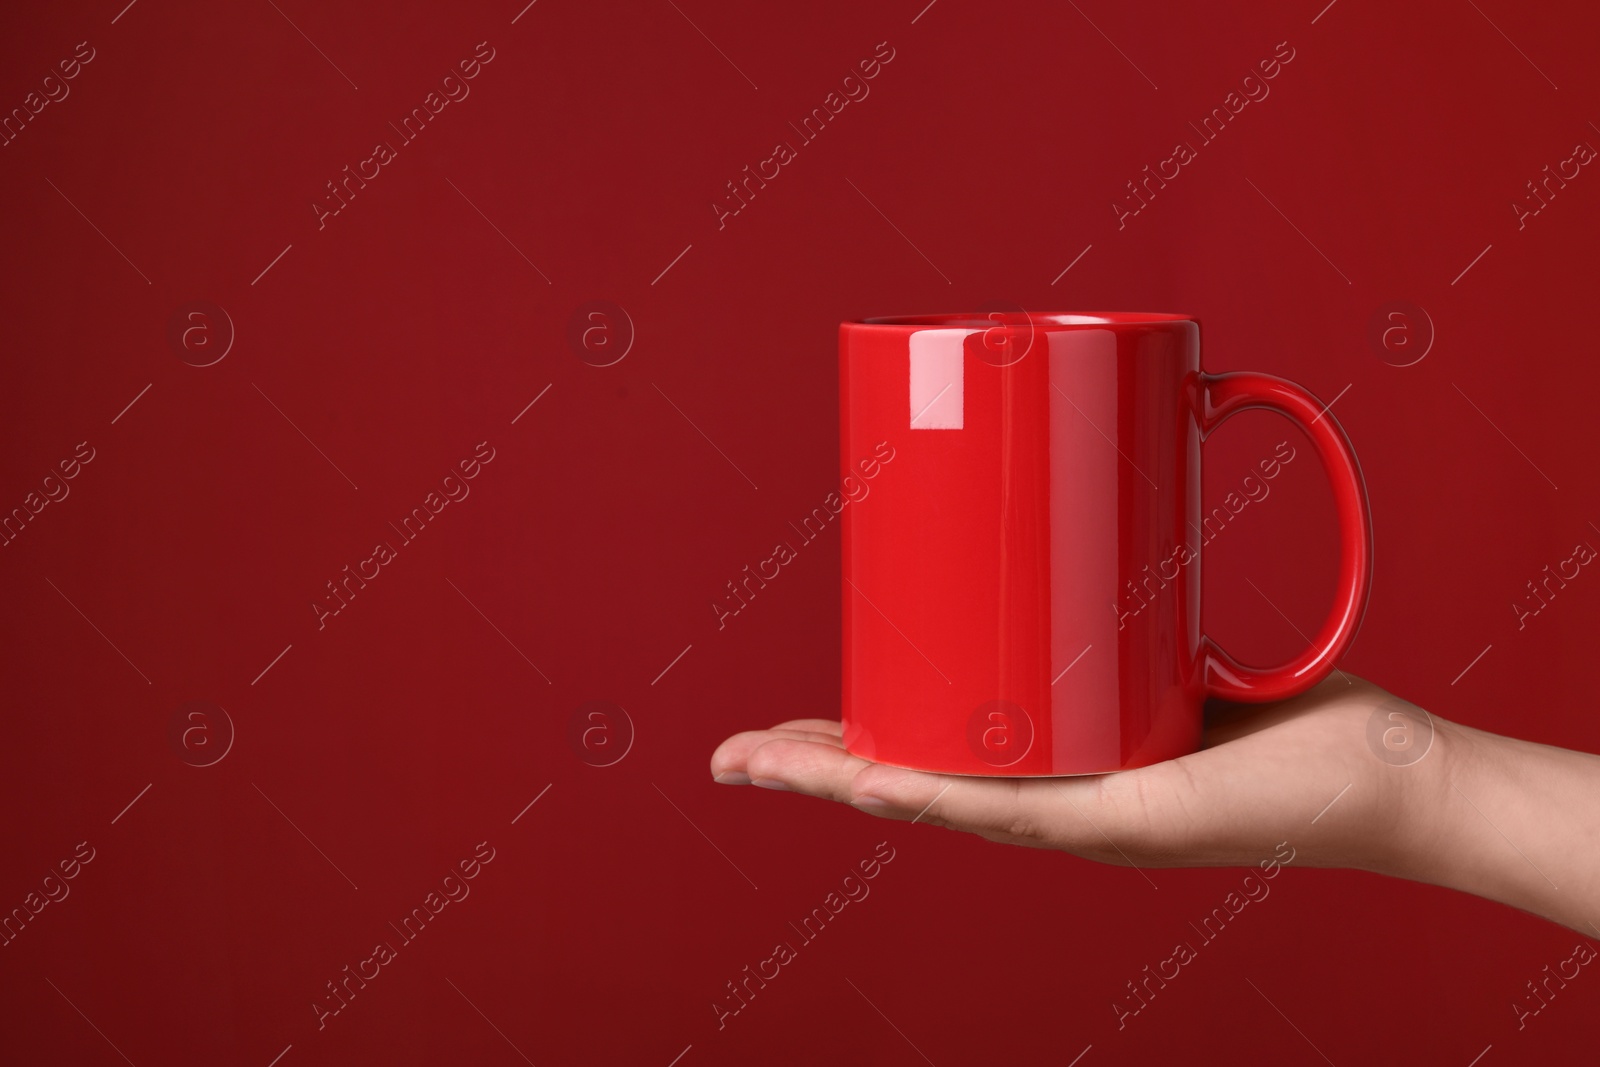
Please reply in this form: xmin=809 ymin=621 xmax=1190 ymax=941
xmin=712 ymin=676 xmax=1430 ymax=867
xmin=711 ymin=675 xmax=1600 ymax=934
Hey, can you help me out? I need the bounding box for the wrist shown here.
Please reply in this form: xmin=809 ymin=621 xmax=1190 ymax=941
xmin=1372 ymin=713 xmax=1595 ymax=932
xmin=1364 ymin=711 xmax=1482 ymax=882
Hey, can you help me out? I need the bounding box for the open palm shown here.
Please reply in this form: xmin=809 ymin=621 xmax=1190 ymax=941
xmin=710 ymin=675 xmax=1436 ymax=874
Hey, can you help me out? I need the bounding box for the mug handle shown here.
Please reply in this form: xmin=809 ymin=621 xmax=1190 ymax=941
xmin=1195 ymin=372 xmax=1373 ymax=702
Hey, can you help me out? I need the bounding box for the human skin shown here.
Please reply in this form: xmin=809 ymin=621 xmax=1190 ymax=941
xmin=709 ymin=675 xmax=1600 ymax=936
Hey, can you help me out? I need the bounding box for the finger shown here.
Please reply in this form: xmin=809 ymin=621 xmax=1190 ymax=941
xmin=852 ymin=762 xmax=1191 ymax=863
xmin=741 ymin=738 xmax=878 ymax=803
xmin=739 ymin=737 xmax=993 ymax=825
xmin=735 ymin=738 xmax=1185 ymax=863
xmin=769 ymin=718 xmax=843 ymax=737
xmin=743 ymin=743 xmax=1109 ymax=854
xmin=710 ymin=728 xmax=846 ymax=783
xmin=847 ymin=763 xmax=1089 ymax=850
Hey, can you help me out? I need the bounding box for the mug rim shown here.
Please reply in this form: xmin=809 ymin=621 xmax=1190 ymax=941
xmin=845 ymin=311 xmax=1196 ymax=329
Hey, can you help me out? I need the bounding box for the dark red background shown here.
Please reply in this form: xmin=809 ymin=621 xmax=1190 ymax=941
xmin=3 ymin=0 xmax=1597 ymax=1063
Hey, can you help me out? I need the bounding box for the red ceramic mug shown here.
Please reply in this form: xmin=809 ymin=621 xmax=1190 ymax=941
xmin=839 ymin=311 xmax=1371 ymax=776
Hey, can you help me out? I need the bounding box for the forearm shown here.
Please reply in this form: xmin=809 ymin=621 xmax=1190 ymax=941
xmin=1381 ymin=717 xmax=1600 ymax=935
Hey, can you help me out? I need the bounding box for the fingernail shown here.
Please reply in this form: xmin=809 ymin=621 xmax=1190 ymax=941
xmin=751 ymin=777 xmax=790 ymax=791
xmin=852 ymin=796 xmax=889 ymax=812
xmin=713 ymin=771 xmax=751 ymax=785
